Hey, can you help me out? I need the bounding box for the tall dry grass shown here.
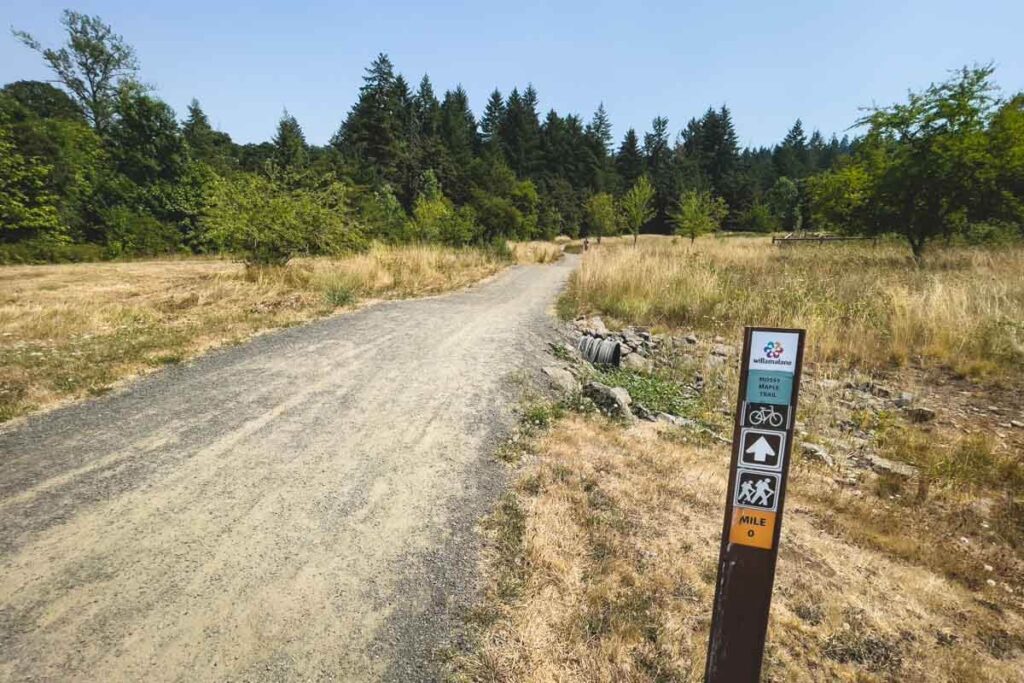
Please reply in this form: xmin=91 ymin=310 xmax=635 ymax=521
xmin=561 ymin=236 xmax=1024 ymax=377
xmin=509 ymin=240 xmax=564 ymax=264
xmin=0 ymin=243 xmax=508 ymax=421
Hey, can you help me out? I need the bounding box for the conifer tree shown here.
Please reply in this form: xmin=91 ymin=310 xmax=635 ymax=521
xmin=412 ymin=75 xmax=441 ymax=139
xmin=586 ymin=103 xmax=614 ymax=190
xmin=273 ymin=109 xmax=307 ymax=169
xmin=480 ymin=89 xmax=504 ymax=147
xmin=587 ymin=103 xmax=613 ymax=155
xmin=183 ymin=99 xmax=233 ymax=170
xmin=774 ymin=119 xmax=809 ymax=178
xmin=333 ymin=53 xmax=403 ymax=181
xmin=499 ymin=86 xmax=541 ymax=178
xmin=644 ymin=117 xmax=676 ymax=225
xmin=615 ymin=129 xmax=645 ymax=189
xmin=437 ymin=86 xmax=477 ymax=201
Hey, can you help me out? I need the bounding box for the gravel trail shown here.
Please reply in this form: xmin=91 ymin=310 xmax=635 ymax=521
xmin=0 ymin=256 xmax=576 ymax=682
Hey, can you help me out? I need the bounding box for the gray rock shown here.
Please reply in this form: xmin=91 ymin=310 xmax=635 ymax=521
xmin=576 ymin=316 xmax=609 ymax=337
xmin=622 ymin=353 xmax=653 ymax=373
xmin=895 ymin=391 xmax=915 ymax=407
xmin=864 ymin=453 xmax=918 ymax=478
xmin=707 ymin=355 xmax=727 ymax=368
xmin=542 ymin=366 xmax=578 ymax=394
xmin=623 ymin=333 xmax=644 ymax=348
xmin=656 ymin=412 xmax=701 ymax=429
xmin=905 ymin=406 xmax=936 ymax=423
xmin=583 ymin=381 xmax=634 ymax=420
xmin=800 ymin=442 xmax=835 ymax=467
xmin=713 ymin=335 xmax=726 ymax=344
xmin=684 ymin=334 xmax=698 ymax=345
xmin=711 ymin=343 xmax=735 ymax=357
xmin=634 ymin=404 xmax=657 ymax=421
xmin=870 ymin=385 xmax=893 ymax=399
xmin=1011 ymin=420 xmax=1024 ymax=429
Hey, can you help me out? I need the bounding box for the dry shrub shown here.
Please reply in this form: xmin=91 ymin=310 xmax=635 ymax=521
xmin=561 ymin=236 xmax=1024 ymax=378
xmin=455 ymin=415 xmax=1024 ymax=682
xmin=510 ymin=241 xmax=564 ymax=264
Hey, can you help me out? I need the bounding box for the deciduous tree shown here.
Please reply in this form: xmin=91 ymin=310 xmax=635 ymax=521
xmin=619 ymin=176 xmax=655 ymax=245
xmin=670 ymin=189 xmax=728 ymax=243
xmin=14 ymin=11 xmax=139 ymax=134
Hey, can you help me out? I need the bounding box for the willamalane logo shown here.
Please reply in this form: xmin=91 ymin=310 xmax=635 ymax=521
xmin=763 ymin=341 xmax=784 ymax=359
xmin=753 ymin=341 xmax=793 ymax=367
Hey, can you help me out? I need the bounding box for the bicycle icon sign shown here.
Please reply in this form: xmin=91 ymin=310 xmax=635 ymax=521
xmin=743 ymin=402 xmax=790 ymax=430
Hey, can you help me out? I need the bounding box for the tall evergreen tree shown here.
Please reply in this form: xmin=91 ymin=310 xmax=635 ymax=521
xmin=333 ymin=53 xmax=404 ymax=182
xmin=412 ymin=75 xmax=441 ymax=139
xmin=615 ymin=128 xmax=645 ymax=189
xmin=437 ymin=86 xmax=478 ymax=201
xmin=587 ymin=103 xmax=613 ymax=155
xmin=439 ymin=87 xmax=477 ymax=160
xmin=586 ymin=103 xmax=614 ymax=191
xmin=480 ymin=89 xmax=504 ymax=147
xmin=499 ymin=86 xmax=542 ymax=178
xmin=273 ymin=109 xmax=307 ymax=169
xmin=391 ymin=74 xmax=415 ymax=140
xmin=644 ymin=117 xmax=676 ymax=226
xmin=182 ymin=99 xmax=233 ymax=170
xmin=774 ymin=119 xmax=809 ymax=178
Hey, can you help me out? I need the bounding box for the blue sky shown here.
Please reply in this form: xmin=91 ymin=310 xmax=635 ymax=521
xmin=3 ymin=0 xmax=1022 ymax=149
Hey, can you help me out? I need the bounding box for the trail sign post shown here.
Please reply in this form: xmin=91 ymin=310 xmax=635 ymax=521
xmin=705 ymin=327 xmax=805 ymax=683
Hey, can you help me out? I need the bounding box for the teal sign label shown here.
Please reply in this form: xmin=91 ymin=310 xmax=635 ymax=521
xmin=745 ymin=370 xmax=793 ymax=405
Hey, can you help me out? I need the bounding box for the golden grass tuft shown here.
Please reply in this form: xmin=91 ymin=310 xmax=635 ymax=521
xmin=510 ymin=240 xmax=564 ymax=264
xmin=455 ymin=415 xmax=1024 ymax=682
xmin=0 ymin=243 xmax=508 ymax=421
xmin=560 ymin=235 xmax=1024 ymax=378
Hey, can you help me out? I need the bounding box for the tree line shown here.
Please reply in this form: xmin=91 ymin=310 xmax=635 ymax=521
xmin=2 ymin=11 xmax=1021 ymax=264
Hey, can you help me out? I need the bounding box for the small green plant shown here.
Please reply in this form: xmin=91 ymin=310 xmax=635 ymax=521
xmin=522 ymin=400 xmax=565 ymax=431
xmin=597 ymin=367 xmax=694 ymax=416
xmin=548 ymin=341 xmax=574 ymax=362
xmin=324 ymin=283 xmax=356 ymax=307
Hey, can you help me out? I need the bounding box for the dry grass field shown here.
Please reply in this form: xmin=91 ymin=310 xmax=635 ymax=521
xmin=560 ymin=235 xmax=1024 ymax=378
xmin=0 ymin=243 xmax=539 ymax=422
xmin=458 ymin=235 xmax=1024 ymax=682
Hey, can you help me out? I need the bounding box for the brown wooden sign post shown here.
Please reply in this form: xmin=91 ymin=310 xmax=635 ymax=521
xmin=704 ymin=326 xmax=806 ymax=683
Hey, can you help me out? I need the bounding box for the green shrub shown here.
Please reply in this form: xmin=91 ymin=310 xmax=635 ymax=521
xmin=203 ymin=173 xmax=364 ymax=266
xmin=101 ymin=206 xmax=182 ymax=256
xmin=324 ymin=283 xmax=356 ymax=307
xmin=0 ymin=239 xmax=107 ymax=264
xmin=483 ymin=236 xmax=514 ymax=262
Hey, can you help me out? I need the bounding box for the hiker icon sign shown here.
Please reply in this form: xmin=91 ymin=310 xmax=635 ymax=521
xmin=734 ymin=469 xmax=781 ymax=512
xmin=738 ymin=428 xmax=786 ymax=472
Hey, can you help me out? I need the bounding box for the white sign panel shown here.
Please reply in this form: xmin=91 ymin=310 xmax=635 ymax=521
xmin=748 ymin=331 xmax=801 ymax=374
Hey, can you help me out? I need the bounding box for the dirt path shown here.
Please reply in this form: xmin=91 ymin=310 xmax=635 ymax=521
xmin=0 ymin=257 xmax=576 ymax=682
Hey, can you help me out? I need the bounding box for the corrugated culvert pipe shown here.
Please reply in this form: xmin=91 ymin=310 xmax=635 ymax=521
xmin=577 ymin=335 xmax=621 ymax=366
